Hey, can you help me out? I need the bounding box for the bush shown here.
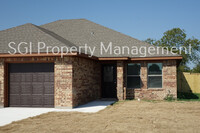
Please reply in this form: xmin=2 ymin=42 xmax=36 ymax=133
xmin=164 ymin=94 xmax=176 ymax=101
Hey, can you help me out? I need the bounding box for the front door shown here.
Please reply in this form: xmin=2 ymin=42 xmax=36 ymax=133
xmin=102 ymin=64 xmax=117 ymax=98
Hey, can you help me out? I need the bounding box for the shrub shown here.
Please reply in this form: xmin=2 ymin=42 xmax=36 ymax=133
xmin=164 ymin=94 xmax=176 ymax=101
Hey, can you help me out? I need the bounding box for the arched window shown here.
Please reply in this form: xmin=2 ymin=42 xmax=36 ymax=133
xmin=148 ymin=63 xmax=163 ymax=88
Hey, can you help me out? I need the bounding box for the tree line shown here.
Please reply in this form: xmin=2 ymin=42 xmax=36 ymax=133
xmin=145 ymin=28 xmax=200 ymax=73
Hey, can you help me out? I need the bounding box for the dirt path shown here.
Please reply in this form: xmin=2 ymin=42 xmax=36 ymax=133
xmin=1 ymin=100 xmax=200 ymax=133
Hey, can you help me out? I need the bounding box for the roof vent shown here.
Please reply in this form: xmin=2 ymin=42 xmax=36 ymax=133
xmin=91 ymin=32 xmax=95 ymax=35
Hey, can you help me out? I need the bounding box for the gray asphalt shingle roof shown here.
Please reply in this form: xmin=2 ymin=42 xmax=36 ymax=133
xmin=0 ymin=19 xmax=180 ymax=58
xmin=0 ymin=23 xmax=74 ymax=54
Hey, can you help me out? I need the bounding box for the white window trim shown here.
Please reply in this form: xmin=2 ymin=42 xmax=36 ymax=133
xmin=127 ymin=63 xmax=141 ymax=89
xmin=147 ymin=63 xmax=163 ymax=89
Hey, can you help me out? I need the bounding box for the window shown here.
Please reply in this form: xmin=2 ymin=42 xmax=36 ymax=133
xmin=127 ymin=63 xmax=141 ymax=88
xmin=148 ymin=63 xmax=163 ymax=88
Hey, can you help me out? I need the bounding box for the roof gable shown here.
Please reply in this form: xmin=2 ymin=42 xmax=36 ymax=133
xmin=0 ymin=23 xmax=75 ymax=54
xmin=41 ymin=19 xmax=180 ymax=57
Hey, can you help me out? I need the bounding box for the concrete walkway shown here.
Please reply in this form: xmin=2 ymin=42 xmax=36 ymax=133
xmin=0 ymin=100 xmax=115 ymax=126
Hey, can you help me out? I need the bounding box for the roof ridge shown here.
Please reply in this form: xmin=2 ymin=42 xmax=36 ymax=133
xmin=40 ymin=19 xmax=87 ymax=27
xmin=35 ymin=26 xmax=77 ymax=47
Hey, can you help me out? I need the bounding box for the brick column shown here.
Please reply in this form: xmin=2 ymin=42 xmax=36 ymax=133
xmin=54 ymin=57 xmax=73 ymax=108
xmin=0 ymin=61 xmax=4 ymax=108
xmin=163 ymin=60 xmax=177 ymax=98
xmin=141 ymin=61 xmax=147 ymax=89
xmin=117 ymin=61 xmax=124 ymax=100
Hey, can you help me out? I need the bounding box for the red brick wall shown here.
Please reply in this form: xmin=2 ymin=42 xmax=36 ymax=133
xmin=0 ymin=56 xmax=101 ymax=108
xmin=72 ymin=57 xmax=101 ymax=107
xmin=126 ymin=60 xmax=177 ymax=100
xmin=0 ymin=57 xmax=178 ymax=108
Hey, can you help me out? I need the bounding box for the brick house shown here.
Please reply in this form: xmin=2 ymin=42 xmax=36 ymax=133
xmin=0 ymin=19 xmax=182 ymax=108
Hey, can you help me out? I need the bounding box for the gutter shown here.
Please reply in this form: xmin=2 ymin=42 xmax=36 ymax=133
xmin=0 ymin=52 xmax=183 ymax=61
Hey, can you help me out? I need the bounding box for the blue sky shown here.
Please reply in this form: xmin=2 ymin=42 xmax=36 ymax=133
xmin=0 ymin=0 xmax=200 ymax=41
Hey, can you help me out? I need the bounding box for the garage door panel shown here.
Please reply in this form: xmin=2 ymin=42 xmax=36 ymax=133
xmin=44 ymin=82 xmax=54 ymax=94
xmin=33 ymin=73 xmax=44 ymax=82
xmin=44 ymin=73 xmax=54 ymax=82
xmin=9 ymin=63 xmax=54 ymax=107
xmin=32 ymin=83 xmax=43 ymax=94
xmin=21 ymin=82 xmax=32 ymax=94
xmin=20 ymin=95 xmax=32 ymax=106
xmin=10 ymin=83 xmax=20 ymax=94
xmin=21 ymin=73 xmax=33 ymax=82
xmin=37 ymin=73 xmax=44 ymax=82
xmin=44 ymin=95 xmax=54 ymax=106
xmin=9 ymin=95 xmax=20 ymax=106
xmin=20 ymin=74 xmax=26 ymax=82
xmin=32 ymin=95 xmax=43 ymax=106
xmin=49 ymin=73 xmax=54 ymax=82
xmin=24 ymin=73 xmax=33 ymax=82
xmin=10 ymin=73 xmax=21 ymax=82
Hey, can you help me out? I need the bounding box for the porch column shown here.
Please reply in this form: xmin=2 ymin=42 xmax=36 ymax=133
xmin=0 ymin=61 xmax=4 ymax=108
xmin=54 ymin=57 xmax=73 ymax=108
xmin=117 ymin=61 xmax=124 ymax=100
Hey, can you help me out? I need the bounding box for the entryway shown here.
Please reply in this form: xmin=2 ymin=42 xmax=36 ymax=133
xmin=101 ymin=64 xmax=117 ymax=98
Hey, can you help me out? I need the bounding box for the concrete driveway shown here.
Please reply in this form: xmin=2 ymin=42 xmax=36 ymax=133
xmin=0 ymin=100 xmax=115 ymax=126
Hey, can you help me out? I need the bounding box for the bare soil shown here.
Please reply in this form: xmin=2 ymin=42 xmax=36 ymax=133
xmin=1 ymin=100 xmax=200 ymax=133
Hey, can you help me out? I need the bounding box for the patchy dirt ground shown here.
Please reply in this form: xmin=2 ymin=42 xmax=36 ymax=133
xmin=1 ymin=100 xmax=200 ymax=133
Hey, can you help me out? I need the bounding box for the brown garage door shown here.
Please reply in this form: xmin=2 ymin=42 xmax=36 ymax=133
xmin=9 ymin=63 xmax=54 ymax=107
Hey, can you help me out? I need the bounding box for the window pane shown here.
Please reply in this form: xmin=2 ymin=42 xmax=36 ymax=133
xmin=127 ymin=63 xmax=140 ymax=75
xmin=127 ymin=77 xmax=141 ymax=88
xmin=148 ymin=63 xmax=162 ymax=75
xmin=148 ymin=76 xmax=162 ymax=88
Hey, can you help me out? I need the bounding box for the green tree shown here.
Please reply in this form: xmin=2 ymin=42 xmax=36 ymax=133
xmin=192 ymin=63 xmax=200 ymax=73
xmin=144 ymin=38 xmax=156 ymax=45
xmin=145 ymin=28 xmax=200 ymax=72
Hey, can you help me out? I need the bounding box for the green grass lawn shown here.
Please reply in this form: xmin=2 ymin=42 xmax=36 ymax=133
xmin=177 ymin=92 xmax=200 ymax=101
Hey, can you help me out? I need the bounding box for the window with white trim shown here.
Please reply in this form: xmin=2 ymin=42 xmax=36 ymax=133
xmin=127 ymin=63 xmax=141 ymax=88
xmin=148 ymin=63 xmax=163 ymax=88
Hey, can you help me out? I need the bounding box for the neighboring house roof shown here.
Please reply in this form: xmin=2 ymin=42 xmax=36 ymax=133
xmin=0 ymin=19 xmax=181 ymax=58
